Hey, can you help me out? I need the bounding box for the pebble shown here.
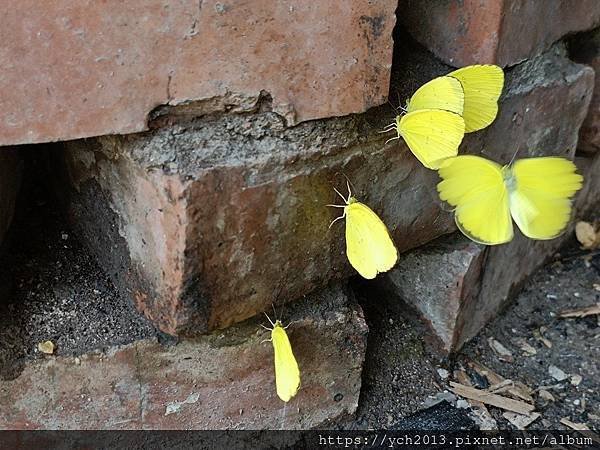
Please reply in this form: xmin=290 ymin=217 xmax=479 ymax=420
xmin=548 ymin=365 xmax=568 ymax=382
xmin=436 ymin=368 xmax=449 ymax=380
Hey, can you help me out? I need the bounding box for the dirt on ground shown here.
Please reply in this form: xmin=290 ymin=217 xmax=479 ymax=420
xmin=349 ymin=239 xmax=600 ymax=431
xmin=0 ymin=156 xmax=160 ymax=380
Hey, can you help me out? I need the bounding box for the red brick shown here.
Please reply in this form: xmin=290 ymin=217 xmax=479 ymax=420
xmin=0 ymin=1 xmax=395 ymax=146
xmin=400 ymin=0 xmax=600 ymax=67
xmin=0 ymin=284 xmax=367 ymax=429
xmin=381 ymin=234 xmax=485 ymax=353
xmin=379 ymin=153 xmax=600 ymax=353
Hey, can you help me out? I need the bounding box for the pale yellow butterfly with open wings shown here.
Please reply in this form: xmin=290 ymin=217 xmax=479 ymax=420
xmin=437 ymin=155 xmax=583 ymax=245
xmin=328 ymin=181 xmax=398 ymax=279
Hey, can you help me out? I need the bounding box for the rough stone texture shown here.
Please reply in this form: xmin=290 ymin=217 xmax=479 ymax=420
xmin=0 ymin=283 xmax=368 ymax=430
xmin=399 ymin=0 xmax=600 ymax=67
xmin=570 ymin=28 xmax=600 ymax=154
xmin=56 ymin=44 xmax=593 ymax=336
xmin=0 ymin=148 xmax=22 ymax=248
xmin=0 ymin=1 xmax=395 ymax=146
xmin=381 ymin=235 xmax=485 ymax=353
xmin=58 ymin=106 xmax=458 ymax=335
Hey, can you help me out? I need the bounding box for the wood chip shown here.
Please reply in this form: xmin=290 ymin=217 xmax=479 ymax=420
xmin=515 ymin=338 xmax=537 ymax=356
xmin=449 ymin=382 xmax=535 ymax=415
xmin=575 ymin=221 xmax=600 ymax=249
xmin=533 ymin=328 xmax=552 ymax=348
xmin=37 ymin=340 xmax=55 ymax=355
xmin=488 ymin=337 xmax=513 ymax=362
xmin=453 ymin=368 xmax=495 ymax=428
xmin=538 ymin=389 xmax=555 ymax=402
xmin=559 ymin=303 xmax=600 ymax=319
xmin=503 ymin=411 xmax=540 ymax=430
xmin=560 ymin=417 xmax=589 ymax=431
xmin=468 ymin=360 xmax=533 ymax=402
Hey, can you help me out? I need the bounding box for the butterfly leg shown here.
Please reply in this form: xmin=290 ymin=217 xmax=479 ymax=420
xmin=328 ymin=211 xmax=346 ymax=229
xmin=385 ymin=135 xmax=400 ymax=145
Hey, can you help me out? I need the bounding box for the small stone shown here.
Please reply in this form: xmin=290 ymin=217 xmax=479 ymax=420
xmin=573 ymin=399 xmax=580 ymax=406
xmin=548 ymin=365 xmax=568 ymax=382
xmin=546 ymin=294 xmax=558 ymax=300
xmin=422 ymin=391 xmax=457 ymax=408
xmin=456 ymin=399 xmax=469 ymax=409
xmin=437 ymin=368 xmax=450 ymax=380
xmin=488 ymin=337 xmax=513 ymax=362
xmin=574 ymin=292 xmax=581 ymax=298
xmin=539 ymin=390 xmax=555 ymax=402
xmin=61 ymin=233 xmax=69 ymax=240
xmin=37 ymin=340 xmax=55 ymax=355
xmin=571 ymin=374 xmax=583 ymax=386
xmin=74 ymin=357 xmax=81 ymax=365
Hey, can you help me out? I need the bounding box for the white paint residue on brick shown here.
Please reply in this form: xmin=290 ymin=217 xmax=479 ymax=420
xmin=165 ymin=392 xmax=200 ymax=416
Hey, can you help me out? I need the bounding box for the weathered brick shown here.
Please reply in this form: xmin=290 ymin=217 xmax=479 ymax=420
xmin=0 ymin=283 xmax=367 ymax=429
xmin=0 ymin=1 xmax=395 ymax=146
xmin=399 ymin=0 xmax=600 ymax=67
xmin=57 ymin=112 xmax=456 ymax=335
xmin=380 ymin=234 xmax=485 ymax=353
xmin=56 ymin=45 xmax=592 ymax=336
xmin=571 ymin=28 xmax=600 ymax=154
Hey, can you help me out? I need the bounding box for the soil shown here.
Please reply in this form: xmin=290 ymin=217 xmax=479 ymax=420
xmin=0 ymin=154 xmax=159 ymax=380
xmin=349 ymin=241 xmax=600 ymax=431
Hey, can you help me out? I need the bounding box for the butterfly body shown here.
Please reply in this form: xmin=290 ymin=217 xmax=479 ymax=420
xmin=269 ymin=319 xmax=300 ymax=403
xmin=329 ymin=184 xmax=398 ymax=279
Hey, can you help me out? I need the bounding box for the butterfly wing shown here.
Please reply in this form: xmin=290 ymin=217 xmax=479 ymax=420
xmin=448 ymin=65 xmax=504 ymax=133
xmin=406 ymin=76 xmax=464 ymax=115
xmin=508 ymin=157 xmax=583 ymax=240
xmin=437 ymin=155 xmax=513 ymax=245
xmin=345 ymin=201 xmax=398 ymax=279
xmin=272 ymin=324 xmax=300 ymax=402
xmin=398 ymin=109 xmax=465 ymax=169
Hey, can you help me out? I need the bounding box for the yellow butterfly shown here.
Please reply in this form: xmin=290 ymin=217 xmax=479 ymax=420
xmin=263 ymin=313 xmax=300 ymax=402
xmin=447 ymin=65 xmax=504 ymax=133
xmin=383 ymin=76 xmax=465 ymax=170
xmin=328 ymin=182 xmax=398 ymax=279
xmin=437 ymin=155 xmax=584 ymax=245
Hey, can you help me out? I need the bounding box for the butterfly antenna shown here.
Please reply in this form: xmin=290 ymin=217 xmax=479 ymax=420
xmin=272 ymin=303 xmax=279 ymax=322
xmin=508 ymin=147 xmax=521 ymax=166
xmin=264 ymin=312 xmax=275 ymax=327
xmin=341 ymin=174 xmax=355 ymax=201
xmin=333 ymin=187 xmax=348 ymax=203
